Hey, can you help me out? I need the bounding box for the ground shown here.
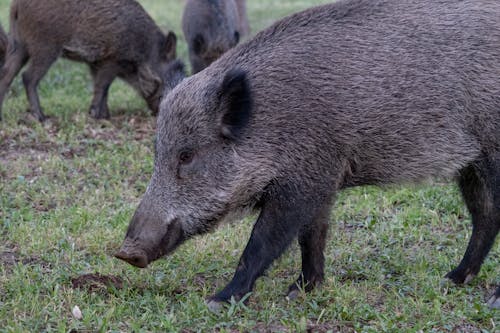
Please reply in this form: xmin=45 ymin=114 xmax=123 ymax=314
xmin=0 ymin=0 xmax=499 ymax=332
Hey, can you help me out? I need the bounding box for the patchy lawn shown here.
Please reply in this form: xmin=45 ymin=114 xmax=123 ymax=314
xmin=0 ymin=0 xmax=498 ymax=332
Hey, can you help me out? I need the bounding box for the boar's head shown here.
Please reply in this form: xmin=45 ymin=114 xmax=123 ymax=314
xmin=190 ymin=31 xmax=240 ymax=74
xmin=116 ymin=68 xmax=271 ymax=268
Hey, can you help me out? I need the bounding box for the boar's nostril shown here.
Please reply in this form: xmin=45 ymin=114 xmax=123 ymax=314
xmin=114 ymin=250 xmax=149 ymax=269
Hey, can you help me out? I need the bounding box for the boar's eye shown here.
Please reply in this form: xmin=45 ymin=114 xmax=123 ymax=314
xmin=179 ymin=150 xmax=194 ymax=165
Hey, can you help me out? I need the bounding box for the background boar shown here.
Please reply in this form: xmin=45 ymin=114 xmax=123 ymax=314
xmin=0 ymin=23 xmax=6 ymax=67
xmin=116 ymin=0 xmax=500 ymax=310
xmin=182 ymin=0 xmax=248 ymax=74
xmin=234 ymin=0 xmax=250 ymax=37
xmin=0 ymin=0 xmax=177 ymax=122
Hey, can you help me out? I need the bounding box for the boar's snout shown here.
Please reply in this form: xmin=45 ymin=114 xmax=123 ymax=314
xmin=114 ymin=251 xmax=148 ymax=268
xmin=114 ymin=241 xmax=149 ymax=268
xmin=115 ymin=197 xmax=188 ymax=269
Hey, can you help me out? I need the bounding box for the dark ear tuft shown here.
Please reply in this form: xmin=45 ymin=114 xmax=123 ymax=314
xmin=219 ymin=69 xmax=252 ymax=140
xmin=166 ymin=31 xmax=177 ymax=46
xmin=193 ymin=34 xmax=205 ymax=55
xmin=162 ymin=31 xmax=177 ymax=61
xmin=163 ymin=60 xmax=186 ymax=93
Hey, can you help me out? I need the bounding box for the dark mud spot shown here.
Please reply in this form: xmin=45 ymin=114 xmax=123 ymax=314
xmin=71 ymin=273 xmax=123 ymax=293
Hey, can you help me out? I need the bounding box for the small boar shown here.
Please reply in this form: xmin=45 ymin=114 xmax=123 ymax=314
xmin=116 ymin=0 xmax=500 ymax=309
xmin=0 ymin=24 xmax=6 ymax=66
xmin=182 ymin=0 xmax=248 ymax=74
xmin=0 ymin=0 xmax=177 ymax=122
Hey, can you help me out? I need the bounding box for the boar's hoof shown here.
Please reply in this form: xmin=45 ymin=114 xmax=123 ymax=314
xmin=487 ymin=296 xmax=500 ymax=309
xmin=114 ymin=250 xmax=148 ymax=268
xmin=487 ymin=289 xmax=500 ymax=309
xmin=463 ymin=274 xmax=476 ymax=284
xmin=89 ymin=106 xmax=110 ymax=120
xmin=27 ymin=108 xmax=47 ymax=123
xmin=445 ymin=267 xmax=476 ymax=285
xmin=286 ymin=281 xmax=306 ymax=300
xmin=206 ymin=299 xmax=225 ymax=313
xmin=286 ymin=289 xmax=301 ymax=301
xmin=439 ymin=277 xmax=455 ymax=290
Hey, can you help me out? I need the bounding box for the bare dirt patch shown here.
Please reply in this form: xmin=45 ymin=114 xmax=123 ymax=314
xmin=180 ymin=320 xmax=355 ymax=333
xmin=83 ymin=113 xmax=156 ymax=144
xmin=0 ymin=124 xmax=59 ymax=180
xmin=0 ymin=245 xmax=53 ymax=273
xmin=71 ymin=273 xmax=123 ymax=293
xmin=1 ymin=111 xmax=155 ymax=165
xmin=109 ymin=113 xmax=156 ymax=141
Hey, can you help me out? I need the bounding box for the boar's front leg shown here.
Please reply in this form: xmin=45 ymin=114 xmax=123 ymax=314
xmin=89 ymin=63 xmax=119 ymax=119
xmin=287 ymin=203 xmax=331 ymax=299
xmin=207 ymin=183 xmax=329 ymax=308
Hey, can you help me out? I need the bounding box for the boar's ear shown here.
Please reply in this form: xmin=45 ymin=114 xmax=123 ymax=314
xmin=218 ymin=69 xmax=252 ymax=140
xmin=193 ymin=34 xmax=206 ymax=55
xmin=161 ymin=31 xmax=177 ymax=61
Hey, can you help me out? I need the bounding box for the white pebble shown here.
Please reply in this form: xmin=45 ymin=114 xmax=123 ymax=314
xmin=72 ymin=305 xmax=83 ymax=320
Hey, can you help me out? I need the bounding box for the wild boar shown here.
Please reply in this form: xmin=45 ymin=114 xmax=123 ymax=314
xmin=234 ymin=0 xmax=250 ymax=37
xmin=116 ymin=0 xmax=500 ymax=309
xmin=0 ymin=0 xmax=177 ymax=122
xmin=0 ymin=24 xmax=6 ymax=66
xmin=182 ymin=0 xmax=248 ymax=74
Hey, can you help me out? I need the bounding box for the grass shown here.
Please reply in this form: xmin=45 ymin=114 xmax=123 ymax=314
xmin=0 ymin=0 xmax=499 ymax=332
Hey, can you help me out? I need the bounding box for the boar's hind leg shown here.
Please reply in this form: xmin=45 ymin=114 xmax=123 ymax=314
xmin=446 ymin=155 xmax=500 ymax=285
xmin=287 ymin=203 xmax=330 ymax=298
xmin=208 ymin=184 xmax=322 ymax=305
xmin=89 ymin=63 xmax=119 ymax=119
xmin=0 ymin=44 xmax=28 ymax=121
xmin=22 ymin=50 xmax=58 ymax=122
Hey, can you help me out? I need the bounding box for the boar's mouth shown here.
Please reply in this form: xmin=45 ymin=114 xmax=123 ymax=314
xmin=115 ymin=219 xmax=186 ymax=268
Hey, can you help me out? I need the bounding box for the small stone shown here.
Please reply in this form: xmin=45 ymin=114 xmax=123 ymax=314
xmin=72 ymin=305 xmax=83 ymax=320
